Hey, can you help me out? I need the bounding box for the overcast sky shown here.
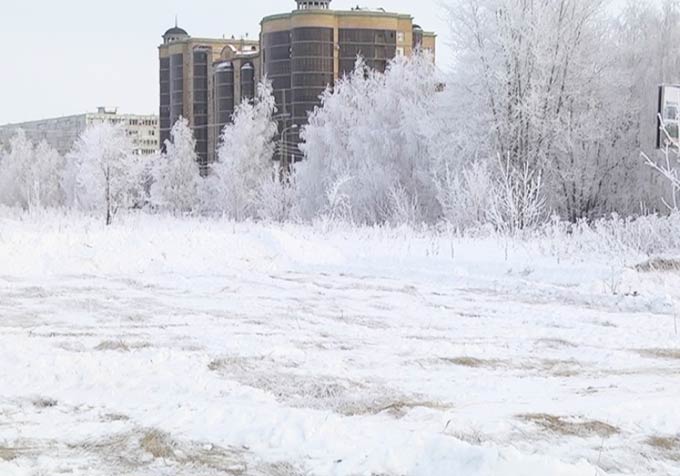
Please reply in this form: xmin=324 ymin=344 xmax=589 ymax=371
xmin=0 ymin=0 xmax=452 ymax=124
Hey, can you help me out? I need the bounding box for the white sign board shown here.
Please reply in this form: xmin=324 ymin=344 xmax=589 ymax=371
xmin=657 ymin=85 xmax=680 ymax=149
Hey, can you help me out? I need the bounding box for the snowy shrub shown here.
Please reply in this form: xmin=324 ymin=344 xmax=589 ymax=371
xmin=204 ymin=81 xmax=278 ymax=220
xmin=255 ymin=174 xmax=296 ymax=223
xmin=435 ymin=161 xmax=494 ymax=231
xmin=435 ymin=154 xmax=545 ymax=234
xmin=533 ymin=212 xmax=680 ymax=262
xmin=63 ymin=123 xmax=147 ymax=225
xmin=0 ymin=130 xmax=65 ymax=210
xmin=150 ymin=118 xmax=202 ymax=214
xmin=487 ymin=155 xmax=546 ymax=235
xmin=321 ymin=174 xmax=354 ymax=223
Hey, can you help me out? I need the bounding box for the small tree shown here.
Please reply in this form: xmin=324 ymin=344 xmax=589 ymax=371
xmin=63 ymin=123 xmax=142 ymax=225
xmin=487 ymin=155 xmax=546 ymax=235
xmin=30 ymin=141 xmax=65 ymax=209
xmin=0 ymin=130 xmax=34 ymax=208
xmin=0 ymin=131 xmax=64 ymax=209
xmin=205 ymin=80 xmax=278 ymax=219
xmin=150 ymin=118 xmax=201 ymax=213
xmin=435 ymin=161 xmax=494 ymax=231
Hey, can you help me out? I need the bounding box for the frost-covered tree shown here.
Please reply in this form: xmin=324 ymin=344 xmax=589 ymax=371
xmin=297 ymin=54 xmax=445 ymax=225
xmin=204 ymin=81 xmax=278 ymax=219
xmin=63 ymin=122 xmax=144 ymax=225
xmin=30 ymin=141 xmax=65 ymax=209
xmin=150 ymin=118 xmax=201 ymax=213
xmin=0 ymin=131 xmax=64 ymax=209
xmin=0 ymin=130 xmax=33 ymax=208
xmin=443 ymin=0 xmax=642 ymax=221
xmin=435 ymin=161 xmax=494 ymax=230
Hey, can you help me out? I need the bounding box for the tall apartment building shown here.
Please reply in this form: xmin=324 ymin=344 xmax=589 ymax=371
xmin=159 ymin=1 xmax=435 ymax=167
xmin=0 ymin=107 xmax=159 ymax=156
xmin=158 ymin=25 xmax=260 ymax=170
xmin=262 ymin=0 xmax=436 ymax=162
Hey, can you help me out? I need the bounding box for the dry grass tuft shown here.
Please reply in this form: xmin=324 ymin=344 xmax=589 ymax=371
xmin=518 ymin=413 xmax=619 ymax=438
xmin=140 ymin=430 xmax=176 ymax=459
xmin=95 ymin=340 xmax=151 ymax=352
xmin=637 ymin=348 xmax=680 ymax=360
xmin=535 ymin=338 xmax=577 ymax=349
xmin=32 ymin=398 xmax=58 ymax=409
xmin=647 ymin=436 xmax=680 ymax=450
xmin=95 ymin=340 xmax=131 ymax=352
xmin=366 ymin=400 xmax=448 ymax=418
xmin=209 ymin=356 xmax=447 ymax=419
xmin=0 ymin=447 xmax=18 ymax=461
xmin=183 ymin=443 xmax=247 ymax=474
xmin=102 ymin=413 xmax=129 ymax=422
xmin=646 ymin=435 xmax=680 ymax=462
xmin=440 ymin=357 xmax=502 ymax=368
xmin=78 ymin=429 xmax=249 ymax=473
xmin=448 ymin=429 xmax=485 ymax=446
xmin=538 ymin=359 xmax=582 ymax=377
xmin=256 ymin=461 xmax=306 ymax=476
xmin=207 ymin=359 xmax=224 ymax=371
xmin=635 ymin=258 xmax=680 ymax=273
xmin=208 ymin=357 xmax=255 ymax=373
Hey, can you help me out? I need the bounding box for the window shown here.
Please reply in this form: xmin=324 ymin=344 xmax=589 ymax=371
xmin=292 ymin=27 xmax=333 ymax=42
xmin=292 ymin=57 xmax=333 ymax=73
xmin=291 ymin=42 xmax=333 ymax=57
xmin=339 ymin=29 xmax=398 ymax=75
xmin=241 ymin=63 xmax=255 ymax=100
xmin=397 ymin=31 xmax=405 ymax=43
xmin=396 ymin=47 xmax=404 ymax=57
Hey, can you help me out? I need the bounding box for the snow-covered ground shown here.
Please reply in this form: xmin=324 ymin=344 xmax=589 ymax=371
xmin=1 ymin=210 xmax=679 ymax=476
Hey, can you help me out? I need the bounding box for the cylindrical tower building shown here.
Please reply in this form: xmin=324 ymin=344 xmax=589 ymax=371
xmin=261 ymin=1 xmax=435 ymax=164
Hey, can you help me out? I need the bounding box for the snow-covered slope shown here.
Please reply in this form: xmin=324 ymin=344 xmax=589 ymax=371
xmin=0 ymin=211 xmax=678 ymax=475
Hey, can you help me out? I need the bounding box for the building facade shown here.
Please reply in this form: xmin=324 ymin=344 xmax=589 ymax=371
xmin=159 ymin=1 xmax=435 ymax=167
xmin=262 ymin=0 xmax=435 ymax=163
xmin=0 ymin=107 xmax=159 ymax=156
xmin=158 ymin=26 xmax=260 ymax=170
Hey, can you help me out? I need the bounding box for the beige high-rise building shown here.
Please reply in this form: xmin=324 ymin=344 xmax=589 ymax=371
xmin=0 ymin=107 xmax=159 ymax=156
xmin=262 ymin=0 xmax=436 ymax=162
xmin=158 ymin=25 xmax=260 ymax=170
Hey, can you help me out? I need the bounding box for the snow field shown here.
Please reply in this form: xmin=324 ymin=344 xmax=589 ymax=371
xmin=1 ymin=210 xmax=679 ymax=475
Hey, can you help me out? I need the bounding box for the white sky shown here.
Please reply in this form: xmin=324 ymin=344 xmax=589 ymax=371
xmin=0 ymin=0 xmax=452 ymax=124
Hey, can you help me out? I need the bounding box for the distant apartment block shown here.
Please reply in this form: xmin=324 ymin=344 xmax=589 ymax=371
xmin=159 ymin=0 xmax=436 ymax=168
xmin=0 ymin=107 xmax=160 ymax=156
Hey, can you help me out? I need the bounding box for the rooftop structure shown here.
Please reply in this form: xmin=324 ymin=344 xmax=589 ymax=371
xmin=296 ymin=0 xmax=332 ymax=9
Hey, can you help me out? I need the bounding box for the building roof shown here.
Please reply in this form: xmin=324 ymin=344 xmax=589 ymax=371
xmin=262 ymin=9 xmax=412 ymax=24
xmin=163 ymin=26 xmax=189 ymax=37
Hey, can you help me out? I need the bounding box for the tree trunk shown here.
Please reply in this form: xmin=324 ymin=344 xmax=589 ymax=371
xmin=105 ymin=166 xmax=112 ymax=226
